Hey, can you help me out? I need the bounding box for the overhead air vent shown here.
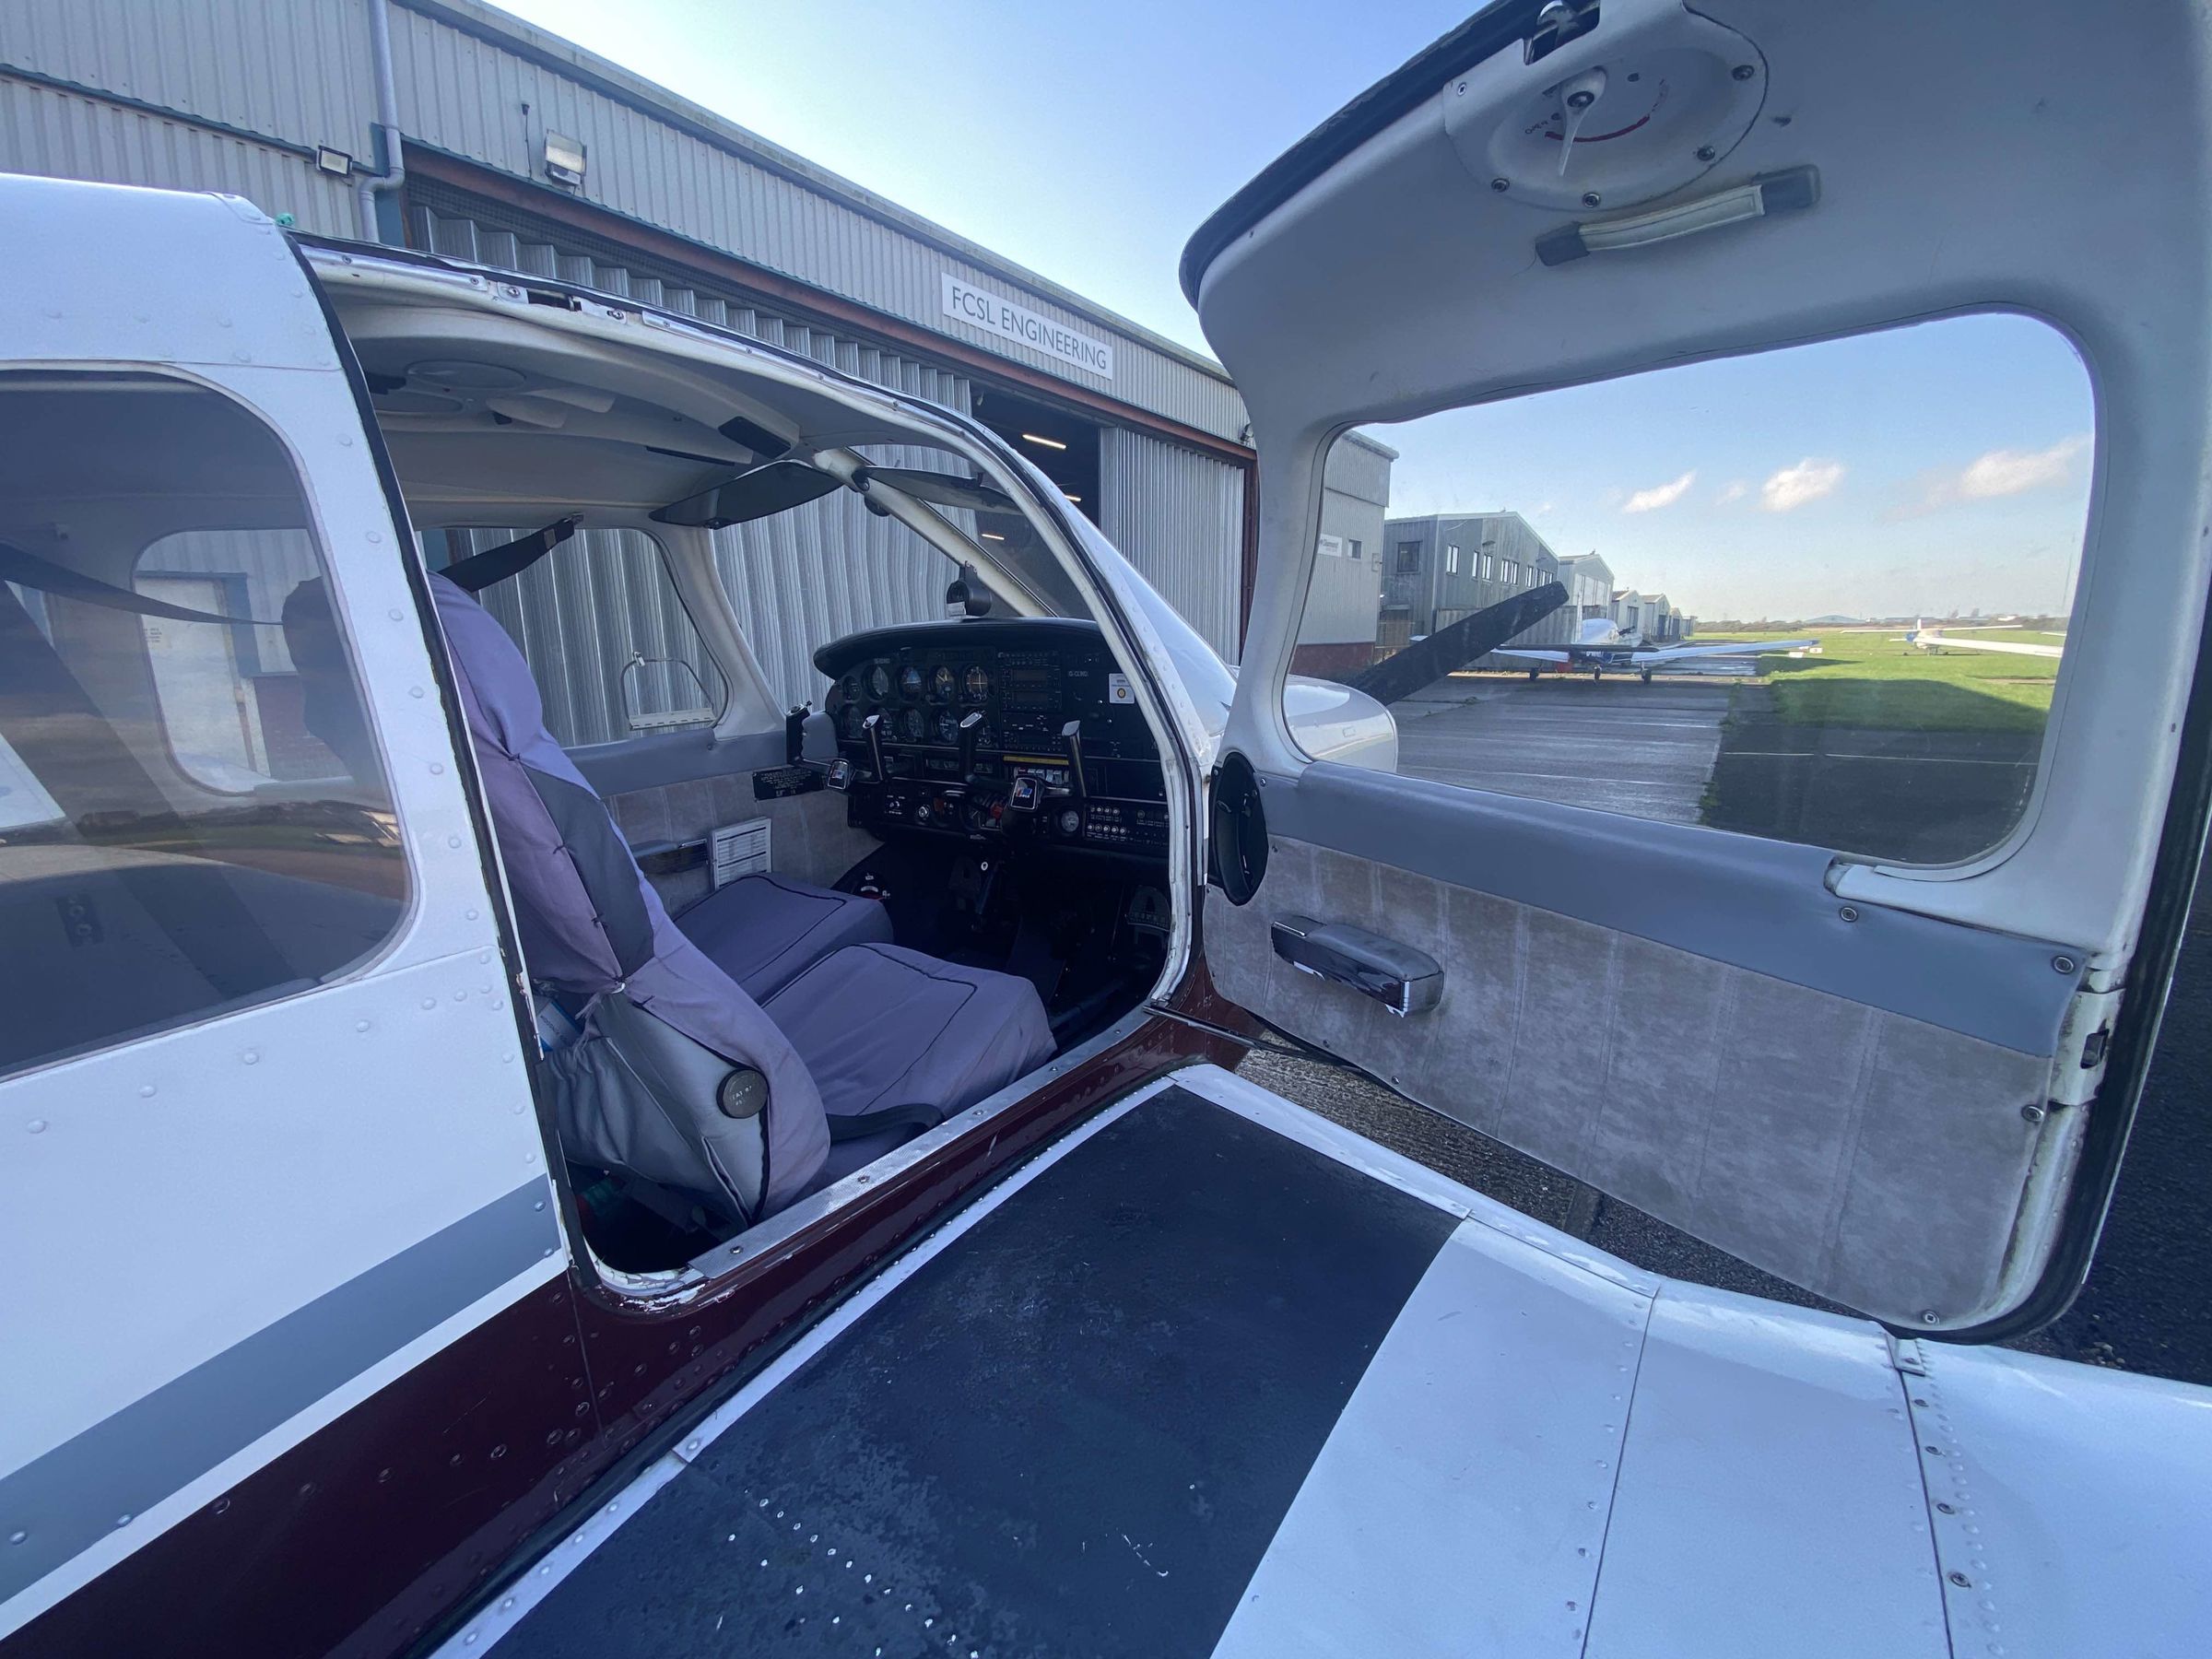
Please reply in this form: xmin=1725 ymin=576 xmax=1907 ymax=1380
xmin=1446 ymin=0 xmax=1765 ymax=213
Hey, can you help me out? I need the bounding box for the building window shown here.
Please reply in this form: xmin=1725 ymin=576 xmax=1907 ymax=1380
xmin=1347 ymin=539 xmax=1362 ymax=560
xmin=1445 ymin=545 xmax=1461 ymax=574
xmin=1395 ymin=541 xmax=1422 ymax=574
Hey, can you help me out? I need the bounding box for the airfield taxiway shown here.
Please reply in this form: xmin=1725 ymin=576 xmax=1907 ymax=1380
xmin=1391 ymin=673 xmax=1736 ymax=823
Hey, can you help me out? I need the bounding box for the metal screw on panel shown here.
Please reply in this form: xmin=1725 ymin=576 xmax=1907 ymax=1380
xmin=1696 ymin=146 xmax=1717 ymax=161
xmin=2053 ymin=954 xmax=2078 ymax=974
xmin=1732 ymin=64 xmax=1757 ymax=80
xmin=2020 ymin=1103 xmax=2047 ymax=1124
xmin=1838 ymin=904 xmax=1860 ymax=924
xmin=1920 ymin=1311 xmax=1940 ymax=1325
xmin=1582 ymin=192 xmax=1603 ymax=207
xmin=1935 ymin=1501 xmax=1958 ymax=1514
xmin=1948 ymin=1571 xmax=1972 ymax=1589
xmin=1490 ymin=177 xmax=1512 ymax=193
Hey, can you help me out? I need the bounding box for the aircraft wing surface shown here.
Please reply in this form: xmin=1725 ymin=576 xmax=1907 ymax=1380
xmin=435 ymin=1065 xmax=2212 ymax=1659
xmin=1641 ymin=637 xmax=1818 ymax=661
xmin=1913 ymin=631 xmax=2066 ymax=658
xmin=1489 ymin=646 xmax=1571 ymax=664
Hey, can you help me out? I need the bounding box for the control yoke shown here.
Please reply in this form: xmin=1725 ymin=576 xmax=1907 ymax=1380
xmin=958 ymin=710 xmax=984 ymax=784
xmin=861 ymin=710 xmax=888 ymax=782
xmin=1061 ymin=719 xmax=1088 ymax=801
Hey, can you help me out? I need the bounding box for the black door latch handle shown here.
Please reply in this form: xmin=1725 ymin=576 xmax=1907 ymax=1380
xmin=1270 ymin=915 xmax=1443 ymax=1017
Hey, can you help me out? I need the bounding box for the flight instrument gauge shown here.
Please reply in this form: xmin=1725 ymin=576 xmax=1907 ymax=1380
xmin=867 ymin=664 xmax=894 ymax=701
xmin=963 ymin=665 xmax=991 ymax=702
xmin=901 ymin=706 xmax=926 ymax=742
xmin=930 ymin=665 xmax=956 ymax=703
xmin=899 ymin=665 xmax=925 ymax=701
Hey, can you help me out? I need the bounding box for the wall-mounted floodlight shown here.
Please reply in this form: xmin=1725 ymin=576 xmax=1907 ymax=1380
xmin=1536 ymin=167 xmax=1818 ymax=267
xmin=314 ymin=146 xmax=355 ymax=178
xmin=543 ymin=131 xmax=586 ymax=188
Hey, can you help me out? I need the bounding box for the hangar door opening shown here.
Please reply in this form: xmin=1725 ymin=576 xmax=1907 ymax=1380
xmin=971 ymin=386 xmax=1246 ymax=662
xmin=971 ymin=388 xmax=1101 ymax=523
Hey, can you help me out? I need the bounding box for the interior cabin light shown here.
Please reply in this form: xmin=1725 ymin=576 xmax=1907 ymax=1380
xmin=1020 ymin=432 xmax=1068 ymax=451
xmin=980 ymin=531 xmax=1006 ymax=541
xmin=1062 ymin=492 xmax=1082 ymax=504
xmin=1535 ymin=166 xmax=1818 ymax=267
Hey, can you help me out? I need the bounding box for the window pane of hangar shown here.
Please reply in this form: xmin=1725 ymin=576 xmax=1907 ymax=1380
xmin=1292 ymin=314 xmax=2091 ymax=866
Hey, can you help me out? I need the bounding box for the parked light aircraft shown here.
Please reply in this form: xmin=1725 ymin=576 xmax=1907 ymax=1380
xmin=6 ymin=2 xmax=2212 ymax=1656
xmin=1493 ymin=615 xmax=1817 ymax=680
xmin=1900 ymin=620 xmax=2068 ymax=659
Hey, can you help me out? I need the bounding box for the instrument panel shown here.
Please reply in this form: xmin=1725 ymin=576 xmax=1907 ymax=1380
xmin=814 ymin=618 xmax=1169 ymax=857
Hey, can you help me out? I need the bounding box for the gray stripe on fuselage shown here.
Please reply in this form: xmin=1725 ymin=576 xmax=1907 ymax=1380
xmin=0 ymin=1180 xmax=559 ymax=1605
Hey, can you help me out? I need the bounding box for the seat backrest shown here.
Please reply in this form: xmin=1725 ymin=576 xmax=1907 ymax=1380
xmin=427 ymin=572 xmax=829 ymax=1215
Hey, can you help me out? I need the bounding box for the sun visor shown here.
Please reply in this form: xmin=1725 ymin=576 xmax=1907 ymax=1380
xmin=653 ymin=458 xmax=843 ymax=529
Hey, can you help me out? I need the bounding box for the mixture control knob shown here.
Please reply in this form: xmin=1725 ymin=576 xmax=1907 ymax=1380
xmin=1057 ymin=806 xmax=1083 ymax=836
xmin=914 ymin=801 xmax=934 ymax=826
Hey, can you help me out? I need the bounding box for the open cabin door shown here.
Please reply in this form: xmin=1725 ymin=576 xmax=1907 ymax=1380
xmin=0 ymin=178 xmax=566 ymax=1643
xmin=1190 ymin=0 xmax=2212 ymax=1332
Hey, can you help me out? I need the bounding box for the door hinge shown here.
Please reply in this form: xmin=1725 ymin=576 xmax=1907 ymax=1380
xmin=2047 ymin=984 xmax=2124 ymax=1108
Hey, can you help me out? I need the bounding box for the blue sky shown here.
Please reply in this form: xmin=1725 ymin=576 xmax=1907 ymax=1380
xmin=497 ymin=0 xmax=2092 ymax=623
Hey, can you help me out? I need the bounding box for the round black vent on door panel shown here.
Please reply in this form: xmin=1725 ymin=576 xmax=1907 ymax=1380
xmin=1209 ymin=750 xmax=1269 ymax=905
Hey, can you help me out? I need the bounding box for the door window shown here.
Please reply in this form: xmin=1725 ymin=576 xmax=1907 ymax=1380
xmin=0 ymin=373 xmax=408 ymax=1076
xmin=1289 ymin=313 xmax=2093 ymax=865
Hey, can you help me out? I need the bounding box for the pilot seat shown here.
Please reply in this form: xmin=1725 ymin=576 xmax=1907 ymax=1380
xmin=426 ymin=572 xmax=1054 ymax=1224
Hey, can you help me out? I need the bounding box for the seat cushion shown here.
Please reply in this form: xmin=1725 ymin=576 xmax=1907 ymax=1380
xmin=676 ymin=872 xmax=892 ymax=1002
xmin=764 ymin=943 xmax=1056 ymax=1185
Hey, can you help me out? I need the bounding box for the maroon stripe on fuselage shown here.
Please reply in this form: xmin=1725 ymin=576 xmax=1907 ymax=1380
xmin=5 ymin=1014 xmax=1236 ymax=1659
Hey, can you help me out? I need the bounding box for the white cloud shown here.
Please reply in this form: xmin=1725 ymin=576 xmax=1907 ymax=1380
xmin=1760 ymin=457 xmax=1845 ymax=512
xmin=1898 ymin=433 xmax=2090 ymax=517
xmin=1622 ymin=469 xmax=1696 ymax=513
xmin=1717 ymin=479 xmax=1749 ymax=504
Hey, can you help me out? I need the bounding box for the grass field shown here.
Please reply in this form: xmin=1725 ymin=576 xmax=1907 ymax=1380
xmin=1700 ymin=629 xmax=2062 ymax=733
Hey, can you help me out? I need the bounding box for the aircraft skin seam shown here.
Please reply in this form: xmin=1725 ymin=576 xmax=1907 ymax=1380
xmin=1890 ymin=1347 xmax=1962 ymax=1656
xmin=1572 ymin=1278 xmax=1662 ymax=1656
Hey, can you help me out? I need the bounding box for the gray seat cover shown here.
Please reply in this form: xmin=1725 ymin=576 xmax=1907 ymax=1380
xmin=679 ymin=872 xmax=891 ymax=1002
xmin=766 ymin=942 xmax=1056 ymax=1186
xmin=429 ymin=573 xmax=830 ymax=1211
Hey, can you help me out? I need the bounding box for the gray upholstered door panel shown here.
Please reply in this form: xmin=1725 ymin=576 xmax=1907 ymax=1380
xmin=1206 ymin=833 xmax=2057 ymax=1328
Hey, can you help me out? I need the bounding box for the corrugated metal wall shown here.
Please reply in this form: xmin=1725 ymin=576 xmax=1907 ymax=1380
xmin=3 ymin=0 xmax=1243 ymax=441
xmin=386 ymin=0 xmax=1242 ymax=441
xmin=2 ymin=0 xmax=372 ymax=148
xmin=0 ymin=73 xmax=358 ymax=236
xmin=1300 ymin=435 xmax=1395 ymax=651
xmin=1099 ymin=428 xmax=1245 ymax=663
xmin=4 ymin=0 xmax=1272 ymax=724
